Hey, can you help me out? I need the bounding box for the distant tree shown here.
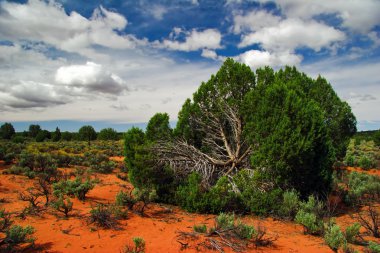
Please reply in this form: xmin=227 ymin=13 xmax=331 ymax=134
xmin=0 ymin=123 xmax=15 ymax=140
xmin=52 ymin=127 xmax=61 ymax=142
xmin=35 ymin=130 xmax=51 ymax=142
xmin=98 ymin=128 xmax=119 ymax=140
xmin=374 ymin=129 xmax=380 ymax=147
xmin=146 ymin=113 xmax=172 ymax=142
xmin=78 ymin=125 xmax=97 ymax=146
xmin=28 ymin=124 xmax=41 ymax=138
xmin=61 ymin=131 xmax=72 ymax=141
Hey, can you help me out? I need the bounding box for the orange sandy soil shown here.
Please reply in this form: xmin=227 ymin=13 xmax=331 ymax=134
xmin=344 ymin=166 xmax=380 ymax=177
xmin=0 ymin=160 xmax=378 ymax=253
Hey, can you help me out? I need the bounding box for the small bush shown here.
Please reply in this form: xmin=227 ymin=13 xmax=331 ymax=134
xmin=115 ymin=190 xmax=136 ymax=210
xmin=368 ymin=241 xmax=380 ymax=253
xmin=123 ymin=237 xmax=145 ymax=253
xmin=344 ymin=222 xmax=361 ymax=244
xmin=215 ymin=213 xmax=235 ymax=230
xmin=0 ymin=209 xmax=12 ymax=232
xmin=193 ymin=224 xmax=207 ymax=233
xmin=280 ymin=189 xmax=300 ymax=219
xmin=324 ymin=224 xmax=345 ymax=252
xmin=51 ymin=196 xmax=73 ymax=217
xmin=3 ymin=225 xmax=35 ymax=249
xmin=359 ymin=155 xmax=375 ymax=170
xmin=235 ymin=220 xmax=256 ymax=240
xmin=6 ymin=166 xmax=30 ymax=175
xmin=344 ymin=153 xmax=356 ymax=167
xmin=89 ymin=204 xmax=116 ymax=229
xmin=53 ymin=178 xmax=95 ymax=201
xmin=295 ymin=210 xmax=322 ymax=235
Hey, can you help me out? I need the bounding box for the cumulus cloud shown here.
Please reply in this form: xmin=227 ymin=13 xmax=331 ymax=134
xmin=256 ymin=0 xmax=380 ymax=33
xmin=239 ymin=18 xmax=345 ymax=52
xmin=158 ymin=28 xmax=222 ymax=52
xmin=147 ymin=5 xmax=167 ymax=20
xmin=236 ymin=50 xmax=302 ymax=69
xmin=0 ymin=0 xmax=145 ymax=56
xmin=55 ymin=62 xmax=127 ymax=95
xmin=232 ymin=10 xmax=281 ymax=34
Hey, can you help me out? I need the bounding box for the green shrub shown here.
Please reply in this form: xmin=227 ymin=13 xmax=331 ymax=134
xmin=235 ymin=220 xmax=256 ymax=240
xmin=368 ymin=241 xmax=380 ymax=253
xmin=359 ymin=155 xmax=375 ymax=170
xmin=51 ymin=196 xmax=73 ymax=217
xmin=299 ymin=195 xmax=325 ymax=218
xmin=295 ymin=210 xmax=323 ymax=235
xmin=0 ymin=209 xmax=12 ymax=232
xmin=115 ymin=191 xmax=136 ymax=210
xmin=344 ymin=153 xmax=356 ymax=167
xmin=233 ymin=170 xmax=282 ymax=215
xmin=89 ymin=204 xmax=116 ymax=229
xmin=215 ymin=213 xmax=235 ymax=230
xmin=3 ymin=152 xmax=15 ymax=165
xmin=53 ymin=178 xmax=95 ymax=200
xmin=193 ymin=224 xmax=207 ymax=233
xmin=280 ymin=189 xmax=300 ymax=219
xmin=324 ymin=224 xmax=345 ymax=252
xmin=6 ymin=166 xmax=30 ymax=175
xmin=344 ymin=222 xmax=361 ymax=244
xmin=132 ymin=187 xmax=157 ymax=215
xmin=346 ymin=172 xmax=380 ymax=205
xmin=3 ymin=225 xmax=35 ymax=249
xmin=123 ymin=237 xmax=146 ymax=253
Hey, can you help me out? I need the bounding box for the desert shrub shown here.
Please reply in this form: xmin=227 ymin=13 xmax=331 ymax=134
xmin=324 ymin=223 xmax=345 ymax=252
xmin=0 ymin=209 xmax=12 ymax=232
xmin=368 ymin=241 xmax=380 ymax=253
xmin=3 ymin=152 xmax=15 ymax=165
xmin=235 ymin=220 xmax=256 ymax=240
xmin=215 ymin=213 xmax=235 ymax=230
xmin=233 ymin=170 xmax=282 ymax=216
xmin=132 ymin=187 xmax=157 ymax=215
xmin=344 ymin=222 xmax=361 ymax=244
xmin=346 ymin=172 xmax=380 ymax=205
xmin=12 ymin=136 xmax=25 ymax=144
xmin=299 ymin=195 xmax=325 ymax=218
xmin=91 ymin=160 xmax=115 ymax=174
xmin=358 ymin=155 xmax=376 ymax=170
xmin=53 ymin=178 xmax=95 ymax=200
xmin=344 ymin=153 xmax=356 ymax=167
xmin=19 ymin=187 xmax=43 ymax=208
xmin=115 ymin=191 xmax=136 ymax=210
xmin=123 ymin=237 xmax=146 ymax=253
xmin=2 ymin=225 xmax=35 ymax=249
xmin=295 ymin=210 xmax=323 ymax=235
xmin=193 ymin=224 xmax=207 ymax=233
xmin=280 ymin=189 xmax=300 ymax=219
xmin=356 ymin=203 xmax=380 ymax=238
xmin=51 ymin=196 xmax=73 ymax=217
xmin=89 ymin=204 xmax=117 ymax=229
xmin=6 ymin=165 xmax=30 ymax=175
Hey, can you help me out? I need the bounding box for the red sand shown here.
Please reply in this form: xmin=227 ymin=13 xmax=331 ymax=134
xmin=1 ymin=162 xmax=379 ymax=252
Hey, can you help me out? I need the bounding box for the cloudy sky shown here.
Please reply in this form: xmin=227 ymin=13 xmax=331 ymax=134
xmin=0 ymin=0 xmax=379 ymax=131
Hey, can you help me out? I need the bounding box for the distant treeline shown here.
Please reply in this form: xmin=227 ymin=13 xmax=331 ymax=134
xmin=0 ymin=123 xmax=123 ymax=143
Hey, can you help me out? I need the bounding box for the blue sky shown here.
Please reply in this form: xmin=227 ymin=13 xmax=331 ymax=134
xmin=0 ymin=0 xmax=379 ymax=131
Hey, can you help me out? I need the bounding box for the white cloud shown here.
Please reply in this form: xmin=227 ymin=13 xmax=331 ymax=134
xmin=55 ymin=62 xmax=127 ymax=95
xmin=236 ymin=50 xmax=302 ymax=69
xmin=257 ymin=0 xmax=380 ymax=33
xmin=239 ymin=18 xmax=345 ymax=52
xmin=0 ymin=0 xmax=144 ymax=56
xmin=232 ymin=10 xmax=281 ymax=34
xmin=159 ymin=28 xmax=222 ymax=52
xmin=201 ymin=49 xmax=218 ymax=60
xmin=147 ymin=5 xmax=167 ymax=20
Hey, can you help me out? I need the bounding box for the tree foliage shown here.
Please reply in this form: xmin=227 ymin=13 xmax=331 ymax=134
xmin=98 ymin=128 xmax=119 ymax=140
xmin=78 ymin=125 xmax=97 ymax=145
xmin=28 ymin=124 xmax=41 ymax=138
xmin=124 ymin=58 xmax=356 ymax=212
xmin=0 ymin=122 xmax=15 ymax=140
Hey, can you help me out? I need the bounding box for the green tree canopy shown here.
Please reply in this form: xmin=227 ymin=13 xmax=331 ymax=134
xmin=146 ymin=113 xmax=172 ymax=142
xmin=78 ymin=125 xmax=97 ymax=145
xmin=52 ymin=127 xmax=61 ymax=142
xmin=98 ymin=128 xmax=119 ymax=140
xmin=28 ymin=124 xmax=41 ymax=138
xmin=0 ymin=122 xmax=15 ymax=140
